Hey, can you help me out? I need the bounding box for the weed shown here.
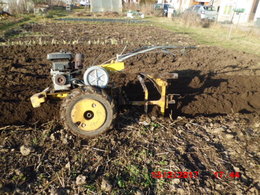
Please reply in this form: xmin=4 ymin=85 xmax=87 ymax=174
xmin=138 ymin=149 xmax=147 ymax=161
xmin=84 ymin=184 xmax=97 ymax=191
xmin=117 ymin=177 xmax=126 ymax=188
xmin=158 ymin=161 xmax=168 ymax=166
xmin=151 ymin=122 xmax=160 ymax=128
xmin=11 ymin=172 xmax=27 ymax=185
xmin=32 ymin=137 xmax=38 ymax=146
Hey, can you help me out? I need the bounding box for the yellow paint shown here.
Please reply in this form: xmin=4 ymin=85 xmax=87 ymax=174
xmin=30 ymin=91 xmax=69 ymax=108
xmin=71 ymin=99 xmax=106 ymax=131
xmin=30 ymin=92 xmax=47 ymax=108
xmin=130 ymin=75 xmax=169 ymax=115
xmin=49 ymin=92 xmax=68 ymax=98
xmin=100 ymin=62 xmax=125 ymax=71
xmin=155 ymin=78 xmax=167 ymax=115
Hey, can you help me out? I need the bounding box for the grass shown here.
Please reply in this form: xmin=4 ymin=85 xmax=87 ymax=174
xmin=150 ymin=17 xmax=260 ymax=56
xmin=0 ymin=16 xmax=30 ymax=32
xmin=0 ymin=7 xmax=71 ymax=38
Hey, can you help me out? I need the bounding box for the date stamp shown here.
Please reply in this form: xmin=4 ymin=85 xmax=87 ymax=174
xmin=151 ymin=171 xmax=241 ymax=179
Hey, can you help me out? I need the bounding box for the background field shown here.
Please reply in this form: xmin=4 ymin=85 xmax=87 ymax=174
xmin=0 ymin=9 xmax=259 ymax=194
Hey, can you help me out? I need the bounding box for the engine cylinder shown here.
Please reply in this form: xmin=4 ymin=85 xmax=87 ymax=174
xmin=75 ymin=53 xmax=83 ymax=69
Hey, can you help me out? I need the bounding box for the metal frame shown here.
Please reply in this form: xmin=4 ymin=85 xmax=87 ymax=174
xmin=30 ymin=72 xmax=178 ymax=115
xmin=30 ymin=45 xmax=194 ymax=113
xmin=129 ymin=73 xmax=178 ymax=115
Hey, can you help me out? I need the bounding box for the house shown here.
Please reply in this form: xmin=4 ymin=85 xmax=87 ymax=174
xmin=217 ymin=0 xmax=260 ymax=24
xmin=156 ymin=0 xmax=260 ymax=24
xmin=90 ymin=0 xmax=122 ymax=12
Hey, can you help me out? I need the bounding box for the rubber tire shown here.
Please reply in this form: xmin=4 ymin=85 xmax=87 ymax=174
xmin=60 ymin=86 xmax=116 ymax=138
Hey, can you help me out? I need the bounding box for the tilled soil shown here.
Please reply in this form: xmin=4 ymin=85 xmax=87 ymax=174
xmin=0 ymin=21 xmax=259 ymax=194
xmin=0 ymin=44 xmax=259 ymax=125
xmin=0 ymin=113 xmax=259 ymax=194
xmin=5 ymin=22 xmax=194 ymax=46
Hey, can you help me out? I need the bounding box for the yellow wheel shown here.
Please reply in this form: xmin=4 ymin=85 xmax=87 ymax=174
xmin=60 ymin=86 xmax=116 ymax=138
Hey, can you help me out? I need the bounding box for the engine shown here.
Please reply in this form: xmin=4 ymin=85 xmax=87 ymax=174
xmin=47 ymin=51 xmax=83 ymax=91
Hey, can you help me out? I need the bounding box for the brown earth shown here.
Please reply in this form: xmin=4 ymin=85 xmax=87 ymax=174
xmin=0 ymin=21 xmax=259 ymax=194
xmin=5 ymin=22 xmax=194 ymax=46
xmin=0 ymin=43 xmax=259 ymax=125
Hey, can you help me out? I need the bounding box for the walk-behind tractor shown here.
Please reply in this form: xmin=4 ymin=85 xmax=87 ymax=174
xmin=30 ymin=46 xmax=195 ymax=138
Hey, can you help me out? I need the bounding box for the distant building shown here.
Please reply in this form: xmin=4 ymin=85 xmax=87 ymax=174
xmin=157 ymin=0 xmax=260 ymax=24
xmin=90 ymin=0 xmax=122 ymax=12
xmin=217 ymin=0 xmax=260 ymax=24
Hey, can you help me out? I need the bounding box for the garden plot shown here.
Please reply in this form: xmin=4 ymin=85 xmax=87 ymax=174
xmin=0 ymin=21 xmax=259 ymax=194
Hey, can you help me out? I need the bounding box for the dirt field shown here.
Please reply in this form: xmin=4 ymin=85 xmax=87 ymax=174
xmin=0 ymin=21 xmax=259 ymax=194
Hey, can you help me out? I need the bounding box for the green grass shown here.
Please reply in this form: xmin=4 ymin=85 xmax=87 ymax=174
xmin=0 ymin=16 xmax=30 ymax=32
xmin=0 ymin=7 xmax=71 ymax=38
xmin=44 ymin=6 xmax=70 ymax=18
xmin=150 ymin=17 xmax=260 ymax=56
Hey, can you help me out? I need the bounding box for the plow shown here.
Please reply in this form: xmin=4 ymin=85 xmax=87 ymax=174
xmin=31 ymin=46 xmax=195 ymax=138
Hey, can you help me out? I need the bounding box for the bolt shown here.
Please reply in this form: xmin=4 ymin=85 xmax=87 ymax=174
xmin=92 ymin=103 xmax=96 ymax=108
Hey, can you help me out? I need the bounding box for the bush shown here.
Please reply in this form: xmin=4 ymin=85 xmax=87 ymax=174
xmin=139 ymin=0 xmax=156 ymax=4
xmin=140 ymin=4 xmax=154 ymax=16
xmin=178 ymin=12 xmax=211 ymax=28
xmin=123 ymin=3 xmax=159 ymax=17
xmin=180 ymin=12 xmax=201 ymax=27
